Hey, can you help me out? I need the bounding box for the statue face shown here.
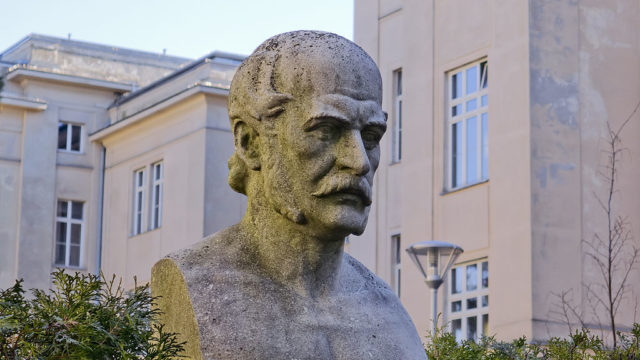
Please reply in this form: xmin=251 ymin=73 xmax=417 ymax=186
xmin=262 ymin=55 xmax=386 ymax=238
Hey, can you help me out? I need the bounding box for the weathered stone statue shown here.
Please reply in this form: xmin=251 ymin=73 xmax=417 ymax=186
xmin=151 ymin=31 xmax=426 ymax=360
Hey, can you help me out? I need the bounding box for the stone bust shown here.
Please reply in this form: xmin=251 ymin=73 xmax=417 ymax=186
xmin=151 ymin=31 xmax=426 ymax=360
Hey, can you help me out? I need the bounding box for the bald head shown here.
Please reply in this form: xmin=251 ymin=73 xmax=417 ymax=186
xmin=227 ymin=31 xmax=382 ymax=195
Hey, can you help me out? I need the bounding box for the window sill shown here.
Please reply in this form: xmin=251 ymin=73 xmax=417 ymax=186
xmin=54 ymin=265 xmax=87 ymax=271
xmin=389 ymin=160 xmax=402 ymax=166
xmin=441 ymin=179 xmax=488 ymax=196
xmin=129 ymin=226 xmax=162 ymax=238
xmin=57 ymin=149 xmax=84 ymax=155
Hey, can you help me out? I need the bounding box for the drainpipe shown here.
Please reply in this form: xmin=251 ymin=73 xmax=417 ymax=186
xmin=95 ymin=145 xmax=105 ymax=275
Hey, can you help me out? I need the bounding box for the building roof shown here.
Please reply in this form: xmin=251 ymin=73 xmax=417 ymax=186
xmin=0 ymin=33 xmax=190 ymax=69
xmin=112 ymin=50 xmax=245 ymax=106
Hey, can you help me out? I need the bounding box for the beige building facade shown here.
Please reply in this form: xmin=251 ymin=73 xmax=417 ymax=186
xmin=0 ymin=34 xmax=246 ymax=291
xmin=352 ymin=0 xmax=640 ymax=343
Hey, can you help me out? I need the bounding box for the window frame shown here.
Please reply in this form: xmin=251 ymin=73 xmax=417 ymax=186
xmin=132 ymin=168 xmax=146 ymax=235
xmin=445 ymin=59 xmax=488 ymax=191
xmin=447 ymin=259 xmax=489 ymax=343
xmin=150 ymin=161 xmax=164 ymax=230
xmin=391 ymin=69 xmax=403 ymax=163
xmin=54 ymin=200 xmax=84 ymax=268
xmin=57 ymin=122 xmax=84 ymax=153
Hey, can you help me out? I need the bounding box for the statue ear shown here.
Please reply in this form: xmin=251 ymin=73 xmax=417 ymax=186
xmin=233 ymin=121 xmax=261 ymax=171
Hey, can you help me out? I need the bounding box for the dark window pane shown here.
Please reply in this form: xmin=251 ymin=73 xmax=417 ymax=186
xmin=136 ymin=212 xmax=142 ymax=234
xmin=482 ymin=295 xmax=489 ymax=307
xmin=467 ymin=297 xmax=478 ymax=309
xmin=56 ymin=221 xmax=67 ymax=244
xmin=55 ymin=244 xmax=66 ymax=265
xmin=154 ymin=207 xmax=159 ymax=228
xmin=137 ymin=171 xmax=144 ymax=187
xmin=452 ymin=319 xmax=462 ymax=343
xmin=482 ymin=314 xmax=489 ymax=335
xmin=467 ymin=264 xmax=478 ymax=291
xmin=452 ymin=72 xmax=462 ymax=99
xmin=396 ymin=70 xmax=402 ymax=96
xmin=482 ymin=261 xmax=489 ymax=288
xmin=58 ymin=123 xmax=68 ymax=150
xmin=480 ymin=61 xmax=488 ymax=89
xmin=397 ymin=269 xmax=401 ymax=297
xmin=451 ymin=267 xmax=462 ymax=294
xmin=57 ymin=201 xmax=68 ymax=217
xmin=481 ymin=94 xmax=488 ymax=107
xmin=70 ymin=125 xmax=81 ymax=151
xmin=452 ymin=122 xmax=464 ymax=188
xmin=71 ymin=202 xmax=83 ymax=220
xmin=69 ymin=245 xmax=80 ymax=267
xmin=467 ymin=316 xmax=477 ymax=341
xmin=71 ymin=224 xmax=81 ymax=245
xmin=451 ymin=300 xmax=462 ymax=312
xmin=452 ymin=104 xmax=460 ymax=117
xmin=398 ymin=100 xmax=402 ymax=160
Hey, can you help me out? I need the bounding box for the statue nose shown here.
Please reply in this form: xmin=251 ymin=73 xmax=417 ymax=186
xmin=338 ymin=130 xmax=371 ymax=176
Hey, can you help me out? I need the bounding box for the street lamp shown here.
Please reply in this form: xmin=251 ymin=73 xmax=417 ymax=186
xmin=406 ymin=241 xmax=463 ymax=335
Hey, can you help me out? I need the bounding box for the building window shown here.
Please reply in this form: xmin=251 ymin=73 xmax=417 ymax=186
xmin=150 ymin=161 xmax=163 ymax=230
xmin=448 ymin=260 xmax=489 ymax=342
xmin=446 ymin=60 xmax=488 ymax=190
xmin=55 ymin=200 xmax=84 ymax=268
xmin=57 ymin=122 xmax=82 ymax=152
xmin=391 ymin=234 xmax=402 ymax=297
xmin=392 ymin=69 xmax=403 ymax=163
xmin=133 ymin=168 xmax=146 ymax=235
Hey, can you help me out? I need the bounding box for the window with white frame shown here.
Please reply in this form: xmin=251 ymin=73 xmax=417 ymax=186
xmin=391 ymin=234 xmax=402 ymax=297
xmin=57 ymin=122 xmax=83 ymax=152
xmin=150 ymin=161 xmax=164 ymax=230
xmin=133 ymin=168 xmax=146 ymax=235
xmin=54 ymin=200 xmax=84 ymax=267
xmin=448 ymin=260 xmax=489 ymax=343
xmin=392 ymin=69 xmax=403 ymax=163
xmin=446 ymin=60 xmax=488 ymax=190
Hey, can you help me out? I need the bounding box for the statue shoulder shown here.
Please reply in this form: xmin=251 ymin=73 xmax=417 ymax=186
xmin=161 ymin=225 xmax=242 ymax=272
xmin=342 ymin=252 xmax=394 ymax=294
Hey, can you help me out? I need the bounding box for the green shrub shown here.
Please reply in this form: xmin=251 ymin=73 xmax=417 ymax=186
xmin=0 ymin=269 xmax=184 ymax=359
xmin=425 ymin=325 xmax=640 ymax=359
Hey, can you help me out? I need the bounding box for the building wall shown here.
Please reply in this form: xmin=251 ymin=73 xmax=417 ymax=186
xmin=353 ymin=0 xmax=533 ymax=341
xmin=354 ymin=0 xmax=640 ymax=343
xmin=0 ymin=35 xmax=198 ymax=291
xmin=0 ymin=106 xmax=25 ymax=288
xmin=0 ymin=79 xmax=116 ymax=290
xmin=99 ymin=93 xmax=245 ymax=289
xmin=529 ymin=0 xmax=640 ymax=340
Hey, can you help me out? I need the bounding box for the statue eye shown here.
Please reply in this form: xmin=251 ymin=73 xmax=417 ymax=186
xmin=361 ymin=129 xmax=383 ymax=150
xmin=308 ymin=119 xmax=341 ymax=141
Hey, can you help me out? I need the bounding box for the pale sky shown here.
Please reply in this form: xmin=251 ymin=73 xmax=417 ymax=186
xmin=0 ymin=0 xmax=354 ymax=59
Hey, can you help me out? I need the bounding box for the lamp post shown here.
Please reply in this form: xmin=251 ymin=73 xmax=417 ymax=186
xmin=406 ymin=241 xmax=463 ymax=336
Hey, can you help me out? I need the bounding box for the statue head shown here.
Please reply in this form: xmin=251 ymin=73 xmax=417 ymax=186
xmin=227 ymin=31 xmax=386 ymax=238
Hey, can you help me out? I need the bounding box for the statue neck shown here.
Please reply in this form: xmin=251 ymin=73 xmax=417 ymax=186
xmin=239 ymin=203 xmax=346 ymax=299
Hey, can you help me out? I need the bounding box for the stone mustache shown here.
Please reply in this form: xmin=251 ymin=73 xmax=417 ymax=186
xmin=151 ymin=31 xmax=426 ymax=360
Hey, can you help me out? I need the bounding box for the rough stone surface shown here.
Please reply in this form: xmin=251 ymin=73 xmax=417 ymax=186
xmin=152 ymin=31 xmax=426 ymax=359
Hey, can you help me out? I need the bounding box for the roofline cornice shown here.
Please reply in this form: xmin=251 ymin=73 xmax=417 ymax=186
xmin=6 ymin=66 xmax=135 ymax=92
xmin=0 ymin=93 xmax=47 ymax=111
xmin=89 ymin=84 xmax=228 ymax=142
